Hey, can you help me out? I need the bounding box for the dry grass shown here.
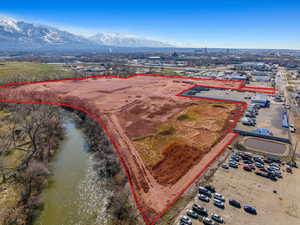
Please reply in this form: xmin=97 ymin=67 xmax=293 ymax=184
xmin=133 ymin=103 xmax=234 ymax=167
xmin=0 ymin=62 xmax=75 ymax=84
xmin=0 ymin=110 xmax=26 ymax=223
xmin=0 ymin=183 xmax=23 ymax=224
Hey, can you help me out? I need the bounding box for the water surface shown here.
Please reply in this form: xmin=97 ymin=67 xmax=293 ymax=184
xmin=34 ymin=119 xmax=110 ymax=225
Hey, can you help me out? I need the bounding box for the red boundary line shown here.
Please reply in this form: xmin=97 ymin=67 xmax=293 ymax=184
xmin=187 ymin=84 xmax=275 ymax=94
xmin=0 ymin=74 xmax=272 ymax=225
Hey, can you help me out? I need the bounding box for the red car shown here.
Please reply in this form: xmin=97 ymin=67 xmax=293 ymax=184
xmin=243 ymin=165 xmax=252 ymax=171
xmin=249 ymin=164 xmax=256 ymax=170
xmin=260 ymin=167 xmax=267 ymax=172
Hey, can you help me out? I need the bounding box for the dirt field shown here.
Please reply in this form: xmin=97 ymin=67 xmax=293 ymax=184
xmin=243 ymin=137 xmax=288 ymax=155
xmin=127 ymin=103 xmax=237 ymax=186
xmin=175 ymin=151 xmax=300 ymax=225
xmin=0 ymin=75 xmax=244 ymax=224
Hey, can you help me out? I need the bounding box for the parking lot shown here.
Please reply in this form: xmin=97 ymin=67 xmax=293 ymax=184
xmin=194 ymin=89 xmax=255 ymax=102
xmin=175 ymin=151 xmax=300 ymax=225
xmin=235 ymin=100 xmax=289 ymax=139
xmin=191 ymin=87 xmax=289 ymax=139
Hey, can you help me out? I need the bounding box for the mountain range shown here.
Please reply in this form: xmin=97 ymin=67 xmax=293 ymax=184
xmin=89 ymin=33 xmax=174 ymax=48
xmin=0 ymin=17 xmax=176 ymax=51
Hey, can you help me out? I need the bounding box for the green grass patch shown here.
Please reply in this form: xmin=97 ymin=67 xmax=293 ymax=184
xmin=158 ymin=125 xmax=176 ymax=136
xmin=177 ymin=114 xmax=190 ymax=121
xmin=0 ymin=62 xmax=75 ymax=84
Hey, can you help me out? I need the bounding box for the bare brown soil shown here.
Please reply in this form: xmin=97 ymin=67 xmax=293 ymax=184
xmin=0 ymin=75 xmax=243 ymax=223
xmin=152 ymin=142 xmax=207 ymax=185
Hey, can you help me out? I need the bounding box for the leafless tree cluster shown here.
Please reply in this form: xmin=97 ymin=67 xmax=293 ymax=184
xmin=0 ymin=103 xmax=63 ymax=224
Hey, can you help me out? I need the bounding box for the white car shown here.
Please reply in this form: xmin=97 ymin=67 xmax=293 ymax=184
xmin=214 ymin=193 xmax=225 ymax=202
xmin=211 ymin=213 xmax=224 ymax=223
xmin=290 ymin=124 xmax=296 ymax=133
xmin=180 ymin=215 xmax=192 ymax=225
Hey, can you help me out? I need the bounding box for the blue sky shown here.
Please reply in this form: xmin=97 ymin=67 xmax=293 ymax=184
xmin=1 ymin=0 xmax=300 ymax=49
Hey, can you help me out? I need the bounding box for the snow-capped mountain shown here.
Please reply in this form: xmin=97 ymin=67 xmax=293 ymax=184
xmin=89 ymin=32 xmax=175 ymax=48
xmin=0 ymin=17 xmax=177 ymax=51
xmin=0 ymin=17 xmax=98 ymax=50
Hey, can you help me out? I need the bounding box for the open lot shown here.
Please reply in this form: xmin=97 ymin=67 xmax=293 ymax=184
xmin=0 ymin=75 xmax=244 ymax=224
xmin=175 ymin=150 xmax=300 ymax=225
xmin=242 ymin=137 xmax=289 ymax=156
xmin=194 ymin=88 xmax=256 ymax=102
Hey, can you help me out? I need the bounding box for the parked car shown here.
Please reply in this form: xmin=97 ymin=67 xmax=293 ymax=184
xmin=244 ymin=159 xmax=254 ymax=164
xmin=198 ymin=187 xmax=212 ymax=198
xmin=244 ymin=206 xmax=257 ymax=215
xmin=257 ymin=158 xmax=265 ymax=164
xmin=255 ymin=171 xmax=269 ymax=178
xmin=203 ymin=217 xmax=216 ymax=225
xmin=249 ymin=103 xmax=261 ymax=109
xmin=270 ymin=163 xmax=281 ymax=168
xmin=187 ymin=209 xmax=198 ymax=219
xmin=243 ymin=165 xmax=253 ymax=172
xmin=266 ymin=156 xmax=281 ymax=164
xmin=198 ymin=194 xmax=210 ymax=202
xmin=259 ymin=167 xmax=268 ymax=172
xmin=192 ymin=204 xmax=208 ymax=216
xmin=204 ymin=184 xmax=216 ymax=193
xmin=222 ymin=164 xmax=229 ymax=169
xmin=231 ymin=154 xmax=240 ymax=160
xmin=255 ymin=162 xmax=264 ymax=168
xmin=229 ymin=199 xmax=241 ymax=208
xmin=253 ymin=157 xmax=264 ymax=163
xmin=248 ymin=105 xmax=258 ymax=111
xmin=214 ymin=193 xmax=225 ymax=202
xmin=286 ymin=167 xmax=293 ymax=173
xmin=247 ymin=164 xmax=256 ymax=170
xmin=231 ymin=155 xmax=240 ymax=161
xmin=180 ymin=215 xmax=192 ymax=225
xmin=232 ymin=152 xmax=242 ymax=157
xmin=241 ymin=153 xmax=253 ymax=160
xmin=268 ymin=173 xmax=278 ymax=181
xmin=264 ymin=158 xmax=272 ymax=164
xmin=241 ymin=117 xmax=256 ymax=126
xmin=213 ymin=199 xmax=225 ymax=209
xmin=211 ymin=214 xmax=224 ymax=224
xmin=268 ymin=165 xmax=280 ymax=172
xmin=229 ymin=159 xmax=238 ymax=164
xmin=245 ymin=112 xmax=256 ymax=118
xmin=247 ymin=109 xmax=258 ymax=115
xmin=289 ymin=124 xmax=296 ymax=133
xmin=229 ymin=162 xmax=238 ymax=168
xmin=287 ymin=161 xmax=298 ymax=168
xmin=274 ymin=171 xmax=283 ymax=178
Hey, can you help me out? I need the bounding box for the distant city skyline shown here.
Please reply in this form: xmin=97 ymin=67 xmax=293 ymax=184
xmin=1 ymin=0 xmax=300 ymax=49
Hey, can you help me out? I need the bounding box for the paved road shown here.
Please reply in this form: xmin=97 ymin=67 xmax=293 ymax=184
xmin=277 ymin=67 xmax=300 ymax=158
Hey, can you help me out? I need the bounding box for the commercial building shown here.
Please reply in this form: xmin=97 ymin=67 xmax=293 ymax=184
xmin=251 ymin=94 xmax=270 ymax=107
